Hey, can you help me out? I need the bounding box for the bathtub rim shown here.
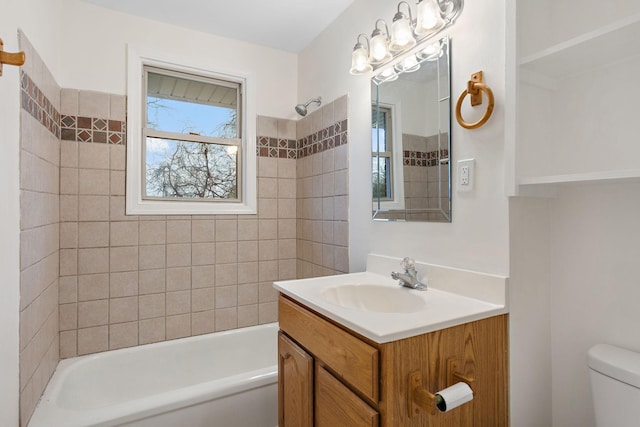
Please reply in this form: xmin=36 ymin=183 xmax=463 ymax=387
xmin=29 ymin=322 xmax=278 ymax=427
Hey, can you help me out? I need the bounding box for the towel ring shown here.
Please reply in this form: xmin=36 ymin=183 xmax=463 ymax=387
xmin=455 ymin=71 xmax=494 ymax=130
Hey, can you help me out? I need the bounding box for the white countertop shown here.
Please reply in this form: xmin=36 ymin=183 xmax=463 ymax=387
xmin=273 ymin=254 xmax=508 ymax=344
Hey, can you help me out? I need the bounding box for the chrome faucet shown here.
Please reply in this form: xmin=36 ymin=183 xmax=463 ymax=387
xmin=391 ymin=257 xmax=427 ymax=291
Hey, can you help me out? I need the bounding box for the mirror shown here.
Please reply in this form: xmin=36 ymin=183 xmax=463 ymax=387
xmin=371 ymin=36 xmax=451 ymax=222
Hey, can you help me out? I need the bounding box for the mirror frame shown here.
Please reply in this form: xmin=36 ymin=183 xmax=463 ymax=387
xmin=371 ymin=36 xmax=451 ymax=222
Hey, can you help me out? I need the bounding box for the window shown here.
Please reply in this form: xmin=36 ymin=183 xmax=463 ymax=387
xmin=126 ymin=47 xmax=256 ymax=215
xmin=372 ymin=105 xmax=393 ymax=200
xmin=371 ymin=103 xmax=404 ymax=210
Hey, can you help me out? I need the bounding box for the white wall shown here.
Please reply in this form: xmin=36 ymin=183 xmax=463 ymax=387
xmin=58 ymin=0 xmax=298 ymax=120
xmin=299 ymin=0 xmax=509 ymax=275
xmin=378 ymin=78 xmax=439 ymax=137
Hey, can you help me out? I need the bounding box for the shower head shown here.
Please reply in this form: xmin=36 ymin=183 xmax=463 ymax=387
xmin=294 ymin=96 xmax=322 ymax=117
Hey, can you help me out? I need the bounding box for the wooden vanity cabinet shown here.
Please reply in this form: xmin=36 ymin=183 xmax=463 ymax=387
xmin=278 ymin=294 xmax=509 ymax=427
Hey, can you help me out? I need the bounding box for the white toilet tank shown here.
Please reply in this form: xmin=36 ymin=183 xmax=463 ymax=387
xmin=588 ymin=344 xmax=640 ymax=427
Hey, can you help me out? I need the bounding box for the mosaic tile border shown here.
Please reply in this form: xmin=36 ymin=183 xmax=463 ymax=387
xmin=20 ymin=71 xmax=60 ymax=138
xmin=403 ymin=148 xmax=449 ymax=167
xmin=61 ymin=115 xmax=126 ymax=145
xmin=297 ymin=119 xmax=348 ymax=159
xmin=256 ymin=119 xmax=349 ymax=159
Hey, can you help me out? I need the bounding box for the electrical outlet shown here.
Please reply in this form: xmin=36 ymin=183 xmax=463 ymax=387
xmin=457 ymin=159 xmax=475 ymax=192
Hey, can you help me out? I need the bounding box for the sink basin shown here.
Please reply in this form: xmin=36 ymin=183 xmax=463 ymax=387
xmin=320 ymin=284 xmax=426 ymax=313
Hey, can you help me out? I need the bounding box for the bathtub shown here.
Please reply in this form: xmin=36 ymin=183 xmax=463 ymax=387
xmin=29 ymin=323 xmax=278 ymax=427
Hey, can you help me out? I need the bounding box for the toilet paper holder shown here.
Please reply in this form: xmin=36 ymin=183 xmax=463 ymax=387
xmin=408 ymin=359 xmax=475 ymax=417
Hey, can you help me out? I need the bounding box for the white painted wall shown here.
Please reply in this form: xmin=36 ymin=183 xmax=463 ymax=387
xmin=298 ymin=0 xmax=509 ymax=275
xmin=58 ymin=0 xmax=298 ymax=120
xmin=378 ymin=78 xmax=439 ymax=137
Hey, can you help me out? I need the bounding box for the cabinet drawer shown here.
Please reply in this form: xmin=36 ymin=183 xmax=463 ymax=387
xmin=315 ymin=364 xmax=379 ymax=427
xmin=279 ymin=296 xmax=379 ymax=402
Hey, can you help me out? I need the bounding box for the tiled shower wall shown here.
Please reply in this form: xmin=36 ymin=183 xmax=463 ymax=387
xmin=18 ymin=33 xmax=61 ymax=425
xmin=57 ymin=93 xmax=299 ymax=357
xmin=16 ymin=36 xmax=350 ymax=421
xmin=295 ymin=97 xmax=349 ymax=277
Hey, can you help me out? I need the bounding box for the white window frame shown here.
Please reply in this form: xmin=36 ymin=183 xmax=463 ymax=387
xmin=126 ymin=45 xmax=256 ymax=215
xmin=372 ymin=102 xmax=405 ymax=211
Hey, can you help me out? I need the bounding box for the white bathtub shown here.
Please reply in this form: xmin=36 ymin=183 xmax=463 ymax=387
xmin=29 ymin=323 xmax=278 ymax=427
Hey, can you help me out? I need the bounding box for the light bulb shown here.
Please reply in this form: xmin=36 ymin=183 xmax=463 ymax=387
xmin=416 ymin=0 xmax=444 ymax=35
xmin=370 ymin=31 xmax=391 ymax=64
xmin=389 ymin=12 xmax=416 ymax=51
xmin=350 ymin=44 xmax=372 ymax=75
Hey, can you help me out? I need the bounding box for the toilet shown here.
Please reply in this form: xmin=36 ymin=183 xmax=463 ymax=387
xmin=588 ymin=344 xmax=640 ymax=427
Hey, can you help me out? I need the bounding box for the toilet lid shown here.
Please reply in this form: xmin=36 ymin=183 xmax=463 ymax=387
xmin=588 ymin=344 xmax=640 ymax=388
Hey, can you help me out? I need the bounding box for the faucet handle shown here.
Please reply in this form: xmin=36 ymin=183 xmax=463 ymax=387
xmin=401 ymin=257 xmax=415 ymax=271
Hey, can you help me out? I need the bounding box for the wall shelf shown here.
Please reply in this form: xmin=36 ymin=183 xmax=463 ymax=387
xmin=519 ymin=14 xmax=640 ymax=81
xmin=519 ymin=170 xmax=640 ymax=195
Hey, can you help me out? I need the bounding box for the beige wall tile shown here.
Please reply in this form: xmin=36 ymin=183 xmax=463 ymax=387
xmin=59 ymin=303 xmax=77 ymax=331
xmin=110 ymin=145 xmax=125 ymax=171
xmin=191 ymin=310 xmax=215 ymax=336
xmin=110 ymin=94 xmax=126 ymax=121
xmin=215 ymin=264 xmax=238 ymax=286
xmin=322 ymin=101 xmax=335 ymax=129
xmin=139 ymin=269 xmax=166 ymax=295
xmin=258 ymin=220 xmax=278 ymax=240
xmin=60 ymin=249 xmax=78 ymax=276
xmin=215 ymin=307 xmax=237 ymax=331
xmin=238 ymin=262 xmax=259 ymax=285
xmin=215 ymin=242 xmax=238 ymax=264
xmin=238 ymin=283 xmax=258 ymax=305
xmin=166 ymin=290 xmax=191 ymax=315
xmin=259 ymin=260 xmax=278 ymax=282
xmin=78 ymin=169 xmax=110 ymax=195
xmin=110 ymin=271 xmax=138 ymax=298
xmin=78 ymin=195 xmax=109 ymax=222
xmin=278 ymin=178 xmax=296 ymax=199
xmin=78 ymin=221 xmax=109 ymax=248
xmin=323 ymin=245 xmax=335 ymax=269
xmin=78 ymin=143 xmax=110 ymax=170
xmin=334 ymin=144 xmax=348 ymax=171
xmin=237 ymin=219 xmax=257 ymax=241
xmin=334 ymin=221 xmax=348 ymax=247
xmin=278 ymin=158 xmax=297 ymax=179
xmin=334 ymin=195 xmax=348 ymax=221
xmin=110 ymin=246 xmax=139 ymax=272
xmin=258 ymin=198 xmax=278 ymax=218
xmin=59 ymin=276 xmax=77 ymax=304
xmin=322 ymin=198 xmax=334 ymax=221
xmin=322 ymin=149 xmax=335 ymax=174
xmin=279 ymin=259 xmax=297 ymax=280
xmin=110 ymin=171 xmax=125 ymax=196
xmin=334 ymin=246 xmax=349 ymax=272
xmin=59 ymin=330 xmax=77 ymax=358
xmin=258 ymin=302 xmax=278 ymax=324
xmin=60 ymin=195 xmax=78 ymax=222
xmin=60 ymin=141 xmax=78 ymax=168
xmin=78 ymin=273 xmax=109 ymax=301
xmin=166 ymin=220 xmax=191 ymax=243
xmin=139 ymin=220 xmax=166 ymax=245
xmin=110 ymin=221 xmax=138 ymax=247
xmin=60 ymin=222 xmax=78 ymax=249
xmin=110 ymin=296 xmax=138 ymax=324
xmin=109 ymin=321 xmax=138 ymax=350
xmin=78 ymin=325 xmax=109 ymax=355
xmin=259 ymin=240 xmax=278 ymax=261
xmin=78 ymin=300 xmax=108 ymax=328
xmin=191 ymin=288 xmax=214 ymax=312
xmin=215 ymin=219 xmax=237 ymax=242
xmin=259 ymin=281 xmax=278 ymax=303
xmin=257 ymin=116 xmax=278 ymax=138
xmin=238 ymin=305 xmax=258 ymax=328
xmin=138 ymin=244 xmax=166 ymax=271
xmin=60 ymin=88 xmax=78 ymax=116
xmin=277 ymin=118 xmax=296 ymax=140
xmin=166 ymin=314 xmax=191 ymax=339
xmin=166 ymin=267 xmax=191 ymax=291
xmin=191 ymin=265 xmax=215 ymax=289
xmin=79 ymin=90 xmax=110 ymax=118
xmin=238 ymin=241 xmax=258 ymax=262
xmin=334 ymin=169 xmax=348 ymax=196
xmin=191 ymin=219 xmax=215 ymax=242
xmin=166 ymin=243 xmax=191 ymax=268
xmin=78 ymin=247 xmax=109 ymax=275
xmin=278 ymin=239 xmax=297 ymax=259
xmin=139 ymin=318 xmax=165 ymax=344
xmin=322 ymin=221 xmax=334 ymax=244
xmin=258 ymin=157 xmax=277 ymax=178
xmin=258 ymin=178 xmax=278 ymax=198
xmin=109 ymin=196 xmax=138 ymax=222
xmin=215 ymin=286 xmax=237 ymax=308
xmin=192 ymin=243 xmax=215 ymax=266
xmin=139 ymin=293 xmax=165 ymax=319
xmin=60 ymin=167 xmax=78 ymax=195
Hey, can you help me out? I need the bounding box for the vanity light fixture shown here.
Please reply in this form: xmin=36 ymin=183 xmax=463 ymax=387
xmin=349 ymin=0 xmax=463 ymax=76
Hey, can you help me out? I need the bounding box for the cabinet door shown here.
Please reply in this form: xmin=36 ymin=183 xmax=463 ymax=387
xmin=278 ymin=332 xmax=313 ymax=427
xmin=315 ymin=365 xmax=379 ymax=427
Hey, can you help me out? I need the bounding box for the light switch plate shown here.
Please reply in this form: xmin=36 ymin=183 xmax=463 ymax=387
xmin=457 ymin=159 xmax=475 ymax=192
